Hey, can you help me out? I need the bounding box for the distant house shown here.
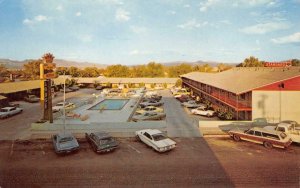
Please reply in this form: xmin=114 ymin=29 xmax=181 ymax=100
xmin=181 ymin=67 xmax=300 ymax=122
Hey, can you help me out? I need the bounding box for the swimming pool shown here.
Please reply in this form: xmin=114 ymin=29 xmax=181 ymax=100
xmin=89 ymin=99 xmax=129 ymax=110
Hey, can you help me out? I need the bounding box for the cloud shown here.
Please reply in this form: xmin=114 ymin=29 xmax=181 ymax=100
xmin=220 ymin=20 xmax=231 ymax=25
xmin=23 ymin=15 xmax=49 ymax=25
xmin=184 ymin=4 xmax=191 ymax=8
xmin=130 ymin=26 xmax=147 ymax=34
xmin=77 ymin=34 xmax=93 ymax=43
xmin=271 ymin=32 xmax=300 ymax=44
xmin=115 ymin=8 xmax=130 ymax=22
xmin=178 ymin=19 xmax=208 ymax=29
xmin=76 ymin=12 xmax=82 ymax=17
xmin=240 ymin=22 xmax=290 ymax=34
xmin=232 ymin=0 xmax=281 ymax=7
xmin=56 ymin=5 xmax=63 ymax=11
xmin=167 ymin=10 xmax=176 ymax=15
xmin=199 ymin=0 xmax=219 ymax=12
xmin=129 ymin=50 xmax=151 ymax=56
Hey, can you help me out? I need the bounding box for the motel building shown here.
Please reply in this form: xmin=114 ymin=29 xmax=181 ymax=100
xmin=180 ymin=66 xmax=300 ymax=122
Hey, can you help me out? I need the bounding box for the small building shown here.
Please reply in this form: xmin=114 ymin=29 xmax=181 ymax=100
xmin=181 ymin=67 xmax=300 ymax=122
xmin=75 ymin=77 xmax=178 ymax=89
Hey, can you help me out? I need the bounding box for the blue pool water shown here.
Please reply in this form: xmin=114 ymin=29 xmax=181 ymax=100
xmin=89 ymin=99 xmax=129 ymax=110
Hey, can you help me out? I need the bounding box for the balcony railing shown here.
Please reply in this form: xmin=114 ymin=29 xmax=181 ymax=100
xmin=185 ymin=81 xmax=252 ymax=111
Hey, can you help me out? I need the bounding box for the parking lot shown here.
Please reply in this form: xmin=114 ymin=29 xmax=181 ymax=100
xmin=0 ymin=137 xmax=299 ymax=187
xmin=0 ymin=88 xmax=300 ymax=187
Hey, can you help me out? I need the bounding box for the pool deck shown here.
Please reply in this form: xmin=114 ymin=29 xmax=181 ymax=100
xmin=53 ymin=90 xmax=143 ymax=124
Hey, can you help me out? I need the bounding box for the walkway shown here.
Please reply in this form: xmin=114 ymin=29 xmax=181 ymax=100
xmin=160 ymin=90 xmax=201 ymax=137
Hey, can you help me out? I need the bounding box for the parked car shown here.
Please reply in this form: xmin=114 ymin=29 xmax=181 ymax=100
xmin=60 ymin=88 xmax=73 ymax=93
xmin=264 ymin=120 xmax=300 ymax=144
xmin=181 ymin=100 xmax=204 ymax=108
xmin=176 ymin=95 xmax=192 ymax=103
xmin=140 ymin=100 xmax=164 ymax=108
xmin=135 ymin=129 xmax=176 ymax=152
xmin=95 ymin=85 xmax=104 ymax=90
xmin=52 ymin=102 xmax=76 ymax=112
xmin=228 ymin=127 xmax=292 ymax=149
xmin=52 ymin=132 xmax=80 ymax=154
xmin=24 ymin=95 xmax=40 ymax=103
xmin=69 ymin=86 xmax=80 ymax=91
xmin=173 ymin=88 xmax=190 ymax=97
xmin=0 ymin=107 xmax=23 ymax=119
xmin=132 ymin=112 xmax=166 ymax=122
xmin=85 ymin=132 xmax=119 ymax=153
xmin=136 ymin=106 xmax=163 ymax=114
xmin=191 ymin=107 xmax=214 ymax=117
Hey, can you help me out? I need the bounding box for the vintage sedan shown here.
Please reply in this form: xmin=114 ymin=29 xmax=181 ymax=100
xmin=85 ymin=132 xmax=119 ymax=153
xmin=132 ymin=112 xmax=166 ymax=122
xmin=181 ymin=100 xmax=204 ymax=108
xmin=228 ymin=127 xmax=292 ymax=149
xmin=135 ymin=129 xmax=176 ymax=152
xmin=140 ymin=100 xmax=164 ymax=108
xmin=0 ymin=107 xmax=23 ymax=119
xmin=24 ymin=95 xmax=40 ymax=103
xmin=191 ymin=107 xmax=214 ymax=117
xmin=52 ymin=132 xmax=80 ymax=154
xmin=52 ymin=102 xmax=76 ymax=112
xmin=135 ymin=106 xmax=163 ymax=114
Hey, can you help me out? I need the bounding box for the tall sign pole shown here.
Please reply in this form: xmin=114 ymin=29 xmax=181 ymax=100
xmin=40 ymin=53 xmax=56 ymax=123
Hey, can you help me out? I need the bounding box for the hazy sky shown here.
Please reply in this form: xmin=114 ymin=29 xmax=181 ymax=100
xmin=0 ymin=0 xmax=299 ymax=65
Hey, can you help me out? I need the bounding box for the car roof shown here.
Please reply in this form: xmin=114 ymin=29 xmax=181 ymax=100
xmin=1 ymin=107 xmax=14 ymax=110
xmin=143 ymin=129 xmax=163 ymax=135
xmin=57 ymin=132 xmax=74 ymax=138
xmin=92 ymin=132 xmax=111 ymax=139
xmin=252 ymin=127 xmax=280 ymax=135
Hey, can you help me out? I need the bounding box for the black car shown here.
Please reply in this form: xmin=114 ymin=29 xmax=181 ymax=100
xmin=52 ymin=132 xmax=80 ymax=154
xmin=85 ymin=132 xmax=119 ymax=153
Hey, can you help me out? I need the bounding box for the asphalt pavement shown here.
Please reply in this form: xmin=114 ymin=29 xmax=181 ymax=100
xmin=0 ymin=89 xmax=96 ymax=140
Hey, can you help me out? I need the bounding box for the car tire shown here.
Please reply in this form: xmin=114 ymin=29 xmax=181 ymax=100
xmin=135 ymin=135 xmax=141 ymax=141
xmin=263 ymin=141 xmax=273 ymax=149
xmin=233 ymin=134 xmax=241 ymax=141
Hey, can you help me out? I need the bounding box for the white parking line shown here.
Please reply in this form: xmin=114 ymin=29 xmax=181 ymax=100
xmin=10 ymin=140 xmax=14 ymax=156
xmin=127 ymin=144 xmax=141 ymax=154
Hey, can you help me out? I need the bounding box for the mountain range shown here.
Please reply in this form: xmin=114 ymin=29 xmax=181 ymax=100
xmin=0 ymin=58 xmax=237 ymax=69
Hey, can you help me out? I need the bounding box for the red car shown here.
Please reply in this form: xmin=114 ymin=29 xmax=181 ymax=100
xmin=228 ymin=127 xmax=292 ymax=149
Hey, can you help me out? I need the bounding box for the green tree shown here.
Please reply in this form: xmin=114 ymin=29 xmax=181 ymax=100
xmin=68 ymin=66 xmax=80 ymax=77
xmin=0 ymin=64 xmax=9 ymax=77
xmin=55 ymin=67 xmax=69 ymax=75
xmin=291 ymin=59 xmax=300 ymax=66
xmin=145 ymin=62 xmax=164 ymax=77
xmin=193 ymin=64 xmax=213 ymax=72
xmin=175 ymin=79 xmax=182 ymax=87
xmin=242 ymin=56 xmax=263 ymax=67
xmin=81 ymin=67 xmax=100 ymax=77
xmin=167 ymin=63 xmax=193 ymax=77
xmin=23 ymin=59 xmax=42 ymax=79
xmin=104 ymin=64 xmax=130 ymax=77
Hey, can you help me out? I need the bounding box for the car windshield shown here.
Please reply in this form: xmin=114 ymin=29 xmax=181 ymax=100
xmin=152 ymin=134 xmax=166 ymax=141
xmin=59 ymin=137 xmax=73 ymax=143
xmin=56 ymin=104 xmax=64 ymax=106
xmin=280 ymin=132 xmax=287 ymax=139
xmin=0 ymin=109 xmax=8 ymax=112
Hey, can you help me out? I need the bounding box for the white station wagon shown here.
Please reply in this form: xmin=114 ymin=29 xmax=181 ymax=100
xmin=135 ymin=129 xmax=176 ymax=153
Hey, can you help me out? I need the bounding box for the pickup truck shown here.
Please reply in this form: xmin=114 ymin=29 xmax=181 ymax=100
xmin=264 ymin=120 xmax=300 ymax=144
xmin=0 ymin=107 xmax=23 ymax=119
